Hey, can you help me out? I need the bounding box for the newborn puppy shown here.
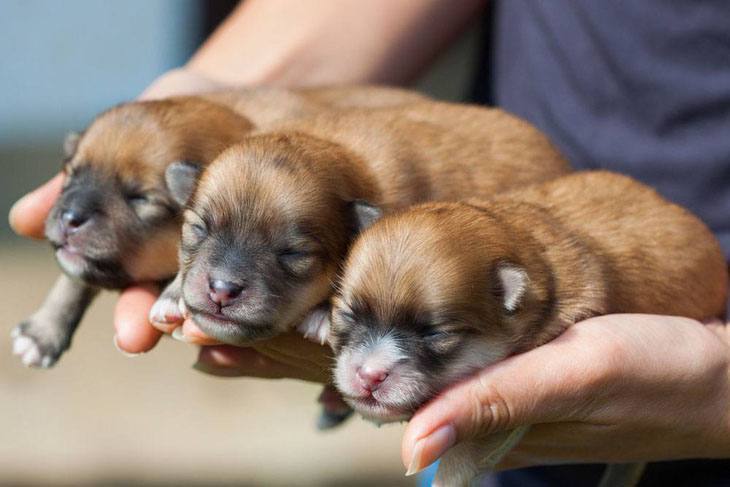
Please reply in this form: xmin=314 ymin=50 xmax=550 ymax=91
xmin=12 ymin=85 xmax=432 ymax=368
xmin=329 ymin=171 xmax=727 ymax=485
xmin=153 ymin=102 xmax=570 ymax=345
xmin=12 ymin=97 xmax=253 ymax=367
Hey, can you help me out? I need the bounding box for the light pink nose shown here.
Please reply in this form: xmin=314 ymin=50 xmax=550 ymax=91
xmin=356 ymin=365 xmax=389 ymax=392
xmin=208 ymin=278 xmax=244 ymax=307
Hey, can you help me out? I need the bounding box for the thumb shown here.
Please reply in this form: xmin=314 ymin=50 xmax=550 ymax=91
xmin=9 ymin=173 xmax=64 ymax=239
xmin=401 ymin=328 xmax=602 ymax=475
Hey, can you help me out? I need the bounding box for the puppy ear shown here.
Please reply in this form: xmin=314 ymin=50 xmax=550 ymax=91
xmin=495 ymin=264 xmax=529 ymax=313
xmin=165 ymin=161 xmax=201 ymax=207
xmin=351 ymin=200 xmax=383 ymax=233
xmin=63 ymin=131 xmax=82 ymax=158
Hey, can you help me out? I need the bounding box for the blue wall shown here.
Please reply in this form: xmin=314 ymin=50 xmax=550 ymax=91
xmin=0 ymin=0 xmax=200 ymax=145
xmin=0 ymin=0 xmax=201 ymax=239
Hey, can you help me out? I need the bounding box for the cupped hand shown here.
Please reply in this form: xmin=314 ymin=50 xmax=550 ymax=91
xmin=159 ymin=311 xmax=331 ymax=383
xmin=402 ymin=314 xmax=730 ymax=475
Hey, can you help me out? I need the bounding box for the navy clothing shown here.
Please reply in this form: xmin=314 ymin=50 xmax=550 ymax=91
xmin=490 ymin=0 xmax=730 ymax=258
xmin=471 ymin=1 xmax=730 ymax=485
xmin=490 ymin=460 xmax=730 ymax=487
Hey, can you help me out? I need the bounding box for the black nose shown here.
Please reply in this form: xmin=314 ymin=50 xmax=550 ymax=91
xmin=208 ymin=279 xmax=245 ymax=306
xmin=61 ymin=209 xmax=89 ymax=232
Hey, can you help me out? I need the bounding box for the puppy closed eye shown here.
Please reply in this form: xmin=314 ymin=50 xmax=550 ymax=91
xmin=278 ymin=250 xmax=318 ymax=277
xmin=422 ymin=328 xmax=461 ymax=353
xmin=126 ymin=193 xmax=171 ymax=221
xmin=182 ymin=211 xmax=208 ymax=246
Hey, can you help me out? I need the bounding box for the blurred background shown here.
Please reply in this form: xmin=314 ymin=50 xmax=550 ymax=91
xmin=0 ymin=1 xmax=482 ymax=485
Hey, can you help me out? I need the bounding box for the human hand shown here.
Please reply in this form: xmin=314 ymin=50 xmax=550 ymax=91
xmin=401 ymin=314 xmax=730 ymax=476
xmin=193 ymin=332 xmax=332 ymax=384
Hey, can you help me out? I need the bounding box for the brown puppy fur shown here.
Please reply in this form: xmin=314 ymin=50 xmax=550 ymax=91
xmin=12 ymin=85 xmax=430 ymax=368
xmin=330 ymin=170 xmax=727 ymax=485
xmin=201 ymin=85 xmax=429 ymax=127
xmin=157 ymin=101 xmax=570 ymax=347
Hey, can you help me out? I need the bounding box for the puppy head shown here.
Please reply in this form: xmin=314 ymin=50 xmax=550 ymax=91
xmin=331 ymin=203 xmax=547 ymax=423
xmin=174 ymin=133 xmax=378 ymax=345
xmin=45 ymin=98 xmax=252 ymax=288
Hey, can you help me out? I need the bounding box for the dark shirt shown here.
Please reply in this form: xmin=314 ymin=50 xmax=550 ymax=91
xmin=489 ymin=0 xmax=730 ymax=259
xmin=477 ymin=1 xmax=730 ymax=485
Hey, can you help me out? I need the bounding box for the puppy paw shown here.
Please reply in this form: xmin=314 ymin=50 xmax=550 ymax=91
xmin=297 ymin=307 xmax=331 ymax=345
xmin=149 ymin=295 xmax=183 ymax=325
xmin=316 ymin=406 xmax=354 ymax=431
xmin=316 ymin=384 xmax=353 ymax=430
xmin=178 ymin=297 xmax=190 ymax=320
xmin=11 ymin=320 xmax=65 ymax=368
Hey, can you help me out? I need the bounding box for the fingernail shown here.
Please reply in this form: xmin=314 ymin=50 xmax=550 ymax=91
xmin=405 ymin=424 xmax=456 ymax=476
xmin=171 ymin=327 xmax=191 ymax=343
xmin=113 ymin=335 xmax=144 ymax=357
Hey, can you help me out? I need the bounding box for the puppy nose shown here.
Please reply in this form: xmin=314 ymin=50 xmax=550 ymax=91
xmin=208 ymin=279 xmax=245 ymax=306
xmin=61 ymin=209 xmax=88 ymax=232
xmin=356 ymin=365 xmax=389 ymax=392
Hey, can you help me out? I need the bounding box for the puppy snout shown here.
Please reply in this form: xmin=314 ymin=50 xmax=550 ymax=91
xmin=356 ymin=364 xmax=389 ymax=392
xmin=208 ymin=278 xmax=246 ymax=307
xmin=61 ymin=209 xmax=90 ymax=233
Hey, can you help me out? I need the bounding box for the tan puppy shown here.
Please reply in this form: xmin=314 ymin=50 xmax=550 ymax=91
xmin=329 ymin=171 xmax=727 ymax=485
xmin=201 ymin=85 xmax=429 ymax=127
xmin=12 ymin=85 xmax=430 ymax=368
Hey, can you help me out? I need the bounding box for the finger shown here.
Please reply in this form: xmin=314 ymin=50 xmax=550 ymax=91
xmin=493 ymin=450 xmax=539 ymax=471
xmin=149 ymin=318 xmax=180 ymax=335
xmin=255 ymin=331 xmax=333 ymax=366
xmin=9 ymin=173 xmax=65 ymax=239
xmin=193 ymin=345 xmax=320 ymax=381
xmin=172 ymin=318 xmax=223 ymax=346
xmin=252 ymin=333 xmax=333 ymax=381
xmin=494 ymin=422 xmax=652 ymax=465
xmin=113 ymin=283 xmax=163 ymax=354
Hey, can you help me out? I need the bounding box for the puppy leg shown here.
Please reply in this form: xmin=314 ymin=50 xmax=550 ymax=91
xmin=12 ymin=274 xmax=98 ymax=368
xmin=434 ymin=427 xmax=530 ymax=487
xmin=296 ymin=305 xmax=331 ymax=345
xmin=316 ymin=383 xmax=354 ymax=431
xmin=433 ymin=442 xmax=483 ymax=487
xmin=149 ymin=272 xmax=184 ymax=329
xmin=296 ymin=307 xmax=353 ymax=430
